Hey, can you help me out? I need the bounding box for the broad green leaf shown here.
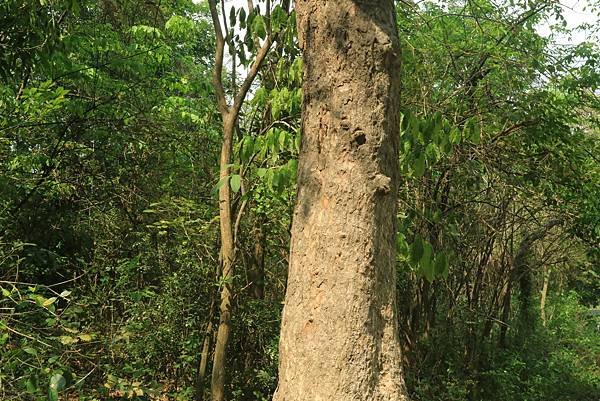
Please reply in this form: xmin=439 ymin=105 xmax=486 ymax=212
xmin=241 ymin=136 xmax=254 ymax=162
xmin=425 ymin=143 xmax=438 ymax=162
xmin=271 ymin=97 xmax=281 ymax=120
xmin=434 ymin=252 xmax=448 ymax=277
xmin=213 ymin=176 xmax=230 ymax=194
xmin=413 ymin=152 xmax=425 ymax=178
xmin=271 ymin=170 xmax=283 ymax=192
xmin=71 ymin=0 xmax=80 ymax=15
xmin=257 ymin=168 xmax=268 ymax=178
xmin=230 ymin=174 xmax=241 ymax=193
xmin=420 ymin=242 xmax=434 ymax=283
xmin=252 ymin=15 xmax=266 ymax=40
xmin=396 ymin=233 xmax=410 ymax=258
xmin=286 ymin=159 xmax=298 ymax=176
xmin=25 ymin=379 xmax=36 ymax=394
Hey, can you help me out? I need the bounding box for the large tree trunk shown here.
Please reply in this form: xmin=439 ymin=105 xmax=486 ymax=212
xmin=273 ymin=1 xmax=408 ymax=400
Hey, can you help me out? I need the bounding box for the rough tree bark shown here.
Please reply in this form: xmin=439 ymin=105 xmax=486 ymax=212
xmin=273 ymin=1 xmax=408 ymax=400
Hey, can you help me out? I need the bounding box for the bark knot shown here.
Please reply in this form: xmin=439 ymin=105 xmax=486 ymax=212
xmin=372 ymin=173 xmax=391 ymax=195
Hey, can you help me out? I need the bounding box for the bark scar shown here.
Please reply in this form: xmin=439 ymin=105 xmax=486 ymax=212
xmin=372 ymin=173 xmax=391 ymax=195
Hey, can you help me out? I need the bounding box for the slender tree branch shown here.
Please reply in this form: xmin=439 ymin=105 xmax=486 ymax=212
xmin=208 ymin=0 xmax=229 ymax=115
xmin=232 ymin=36 xmax=273 ymax=115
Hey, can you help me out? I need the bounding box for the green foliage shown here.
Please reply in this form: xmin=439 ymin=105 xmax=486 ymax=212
xmin=1 ymin=0 xmax=598 ymax=400
xmin=396 ymin=1 xmax=599 ymax=401
xmin=478 ymin=293 xmax=600 ymax=401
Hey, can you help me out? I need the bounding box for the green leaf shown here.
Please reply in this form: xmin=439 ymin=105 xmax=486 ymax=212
xmin=413 ymin=152 xmax=425 ymax=178
xmin=252 ymin=15 xmax=266 ymax=40
xmin=241 ymin=136 xmax=254 ymax=162
xmin=1 ymin=287 xmax=10 ymax=297
xmin=253 ymin=87 xmax=267 ymax=104
xmin=50 ymin=373 xmax=66 ymax=391
xmin=279 ymin=130 xmax=288 ymax=148
xmin=271 ymin=170 xmax=283 ymax=192
xmin=23 ymin=347 xmax=38 ymax=356
xmin=434 ymin=252 xmax=448 ymax=277
xmin=59 ymin=335 xmax=78 ymax=345
xmin=420 ymin=242 xmax=434 ymax=283
xmin=43 ymin=297 xmax=57 ymax=307
xmin=464 ymin=119 xmax=481 ymax=145
xmin=425 ymin=143 xmax=438 ymax=163
xmin=212 ymin=176 xmax=230 ymax=194
xmin=229 ymin=6 xmax=236 ymax=27
xmin=449 ymin=127 xmax=461 ymax=145
xmin=257 ymin=168 xmax=267 ymax=178
xmin=271 ymin=97 xmax=281 ymax=120
xmin=165 ymin=16 xmax=195 ymax=40
xmin=271 ymin=5 xmax=287 ymax=32
xmin=230 ymin=174 xmax=241 ymax=193
xmin=239 ymin=8 xmax=247 ymax=28
xmin=25 ymin=379 xmax=36 ymax=394
xmin=286 ymin=159 xmax=298 ymax=177
xmin=396 ymin=233 xmax=410 ymax=258
xmin=49 ymin=373 xmax=66 ymax=401
xmin=432 ymin=111 xmax=443 ymax=139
